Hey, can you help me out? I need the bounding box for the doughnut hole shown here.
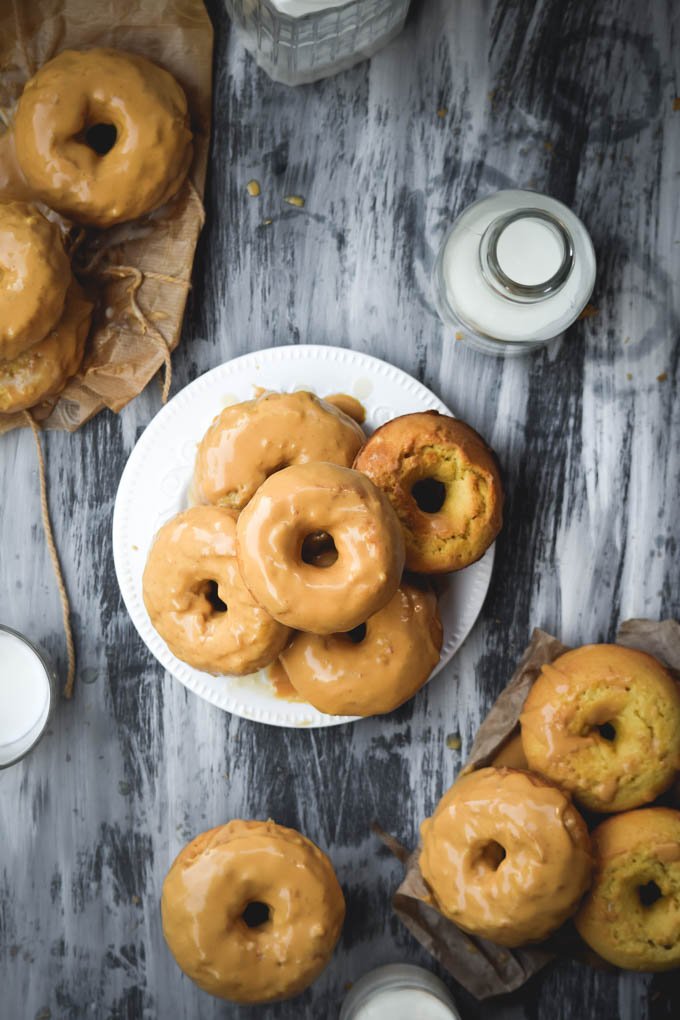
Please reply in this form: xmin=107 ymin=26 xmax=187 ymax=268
xmin=597 ymin=721 xmax=616 ymax=742
xmin=194 ymin=579 xmax=227 ymax=614
xmin=241 ymin=901 xmax=271 ymax=928
xmin=343 ymin=622 xmax=367 ymax=644
xmin=75 ymin=120 xmax=118 ymax=155
xmin=301 ymin=530 xmax=338 ymax=568
xmin=472 ymin=840 xmax=506 ymax=874
xmin=638 ymin=880 xmax=663 ymax=908
xmin=411 ymin=477 xmax=446 ymax=514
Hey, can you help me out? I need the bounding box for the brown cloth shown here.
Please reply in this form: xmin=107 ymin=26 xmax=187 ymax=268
xmin=388 ymin=619 xmax=680 ymax=1000
xmin=0 ymin=0 xmax=213 ymax=433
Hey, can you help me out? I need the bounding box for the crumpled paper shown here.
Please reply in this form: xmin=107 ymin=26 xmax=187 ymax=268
xmin=0 ymin=0 xmax=213 ymax=433
xmin=389 ymin=619 xmax=680 ymax=999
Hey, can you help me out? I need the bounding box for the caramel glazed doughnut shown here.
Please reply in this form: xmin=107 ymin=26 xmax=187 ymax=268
xmin=0 ymin=281 xmax=92 ymax=414
xmin=161 ymin=820 xmax=346 ymax=1003
xmin=520 ymin=644 xmax=680 ymax=813
xmin=236 ymin=461 xmax=405 ymax=634
xmin=280 ymin=580 xmax=443 ymax=716
xmin=0 ymin=202 xmax=70 ymax=361
xmin=354 ymin=411 xmax=503 ymax=573
xmin=192 ymin=390 xmax=366 ymax=510
xmin=14 ymin=48 xmax=193 ymax=228
xmin=575 ymin=808 xmax=680 ymax=971
xmin=142 ymin=506 xmax=290 ymax=675
xmin=420 ymin=767 xmax=592 ymax=946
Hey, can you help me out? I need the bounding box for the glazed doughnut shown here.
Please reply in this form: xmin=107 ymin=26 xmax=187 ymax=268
xmin=0 ymin=202 xmax=70 ymax=361
xmin=192 ymin=390 xmax=366 ymax=510
xmin=161 ymin=819 xmax=345 ymax=1003
xmin=14 ymin=49 xmax=193 ymax=228
xmin=236 ymin=462 xmax=405 ymax=634
xmin=279 ymin=580 xmax=443 ymax=716
xmin=575 ymin=808 xmax=680 ymax=971
xmin=420 ymin=767 xmax=592 ymax=946
xmin=520 ymin=644 xmax=680 ymax=813
xmin=0 ymin=281 xmax=92 ymax=414
xmin=142 ymin=506 xmax=290 ymax=675
xmin=354 ymin=411 xmax=503 ymax=573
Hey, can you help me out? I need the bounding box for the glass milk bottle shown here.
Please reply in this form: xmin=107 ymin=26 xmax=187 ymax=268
xmin=223 ymin=0 xmax=411 ymax=85
xmin=432 ymin=189 xmax=597 ymax=357
xmin=340 ymin=964 xmax=462 ymax=1020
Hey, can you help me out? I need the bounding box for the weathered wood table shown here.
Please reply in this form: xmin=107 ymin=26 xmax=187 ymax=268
xmin=2 ymin=0 xmax=678 ymax=1016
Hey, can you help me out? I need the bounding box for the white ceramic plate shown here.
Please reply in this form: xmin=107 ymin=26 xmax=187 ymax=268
xmin=112 ymin=345 xmax=494 ymax=728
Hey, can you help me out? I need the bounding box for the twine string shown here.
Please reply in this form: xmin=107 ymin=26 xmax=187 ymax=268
xmin=22 ymin=410 xmax=76 ymax=699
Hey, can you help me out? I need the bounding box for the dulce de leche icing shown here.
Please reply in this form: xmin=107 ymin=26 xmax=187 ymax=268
xmin=279 ymin=580 xmax=443 ymax=716
xmin=420 ymin=767 xmax=592 ymax=947
xmin=520 ymin=644 xmax=680 ymax=813
xmin=0 ymin=280 xmax=92 ymax=414
xmin=575 ymin=807 xmax=680 ymax=971
xmin=236 ymin=461 xmax=405 ymax=634
xmin=192 ymin=390 xmax=366 ymax=510
xmin=142 ymin=506 xmax=290 ymax=676
xmin=161 ymin=820 xmax=345 ymax=1003
xmin=0 ymin=201 xmax=71 ymax=361
xmin=14 ymin=48 xmax=193 ymax=228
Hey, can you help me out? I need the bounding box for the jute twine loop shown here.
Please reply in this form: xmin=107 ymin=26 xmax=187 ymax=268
xmin=22 ymin=410 xmax=76 ymax=699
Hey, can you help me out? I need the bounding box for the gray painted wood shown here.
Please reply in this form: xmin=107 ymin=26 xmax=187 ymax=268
xmin=1 ymin=0 xmax=679 ymax=1017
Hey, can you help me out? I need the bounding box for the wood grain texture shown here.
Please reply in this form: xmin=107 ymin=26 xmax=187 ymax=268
xmin=1 ymin=0 xmax=679 ymax=1017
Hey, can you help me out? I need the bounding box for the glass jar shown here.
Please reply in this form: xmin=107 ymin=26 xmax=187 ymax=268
xmin=340 ymin=964 xmax=461 ymax=1020
xmin=432 ymin=189 xmax=597 ymax=357
xmin=0 ymin=624 xmax=56 ymax=768
xmin=224 ymin=0 xmax=411 ymax=85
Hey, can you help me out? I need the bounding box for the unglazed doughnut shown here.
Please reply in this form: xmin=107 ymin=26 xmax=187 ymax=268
xmin=520 ymin=644 xmax=680 ymax=813
xmin=354 ymin=411 xmax=503 ymax=573
xmin=575 ymin=808 xmax=680 ymax=971
xmin=0 ymin=281 xmax=92 ymax=413
xmin=14 ymin=49 xmax=193 ymax=228
xmin=142 ymin=506 xmax=290 ymax=675
xmin=0 ymin=202 xmax=70 ymax=361
xmin=236 ymin=462 xmax=405 ymax=634
xmin=420 ymin=767 xmax=592 ymax=946
xmin=279 ymin=580 xmax=443 ymax=716
xmin=192 ymin=390 xmax=366 ymax=510
xmin=161 ymin=819 xmax=345 ymax=1003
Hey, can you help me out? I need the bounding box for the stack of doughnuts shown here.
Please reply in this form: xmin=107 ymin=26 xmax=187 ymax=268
xmin=419 ymin=642 xmax=680 ymax=969
xmin=0 ymin=48 xmax=193 ymax=416
xmin=143 ymin=390 xmax=504 ymax=717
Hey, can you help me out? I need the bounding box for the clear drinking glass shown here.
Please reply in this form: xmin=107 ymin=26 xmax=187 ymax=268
xmin=224 ymin=0 xmax=411 ymax=85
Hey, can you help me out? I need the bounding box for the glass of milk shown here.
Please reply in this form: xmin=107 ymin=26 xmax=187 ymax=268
xmin=224 ymin=0 xmax=411 ymax=85
xmin=432 ymin=189 xmax=597 ymax=357
xmin=340 ymin=964 xmax=461 ymax=1020
xmin=0 ymin=625 xmax=56 ymax=769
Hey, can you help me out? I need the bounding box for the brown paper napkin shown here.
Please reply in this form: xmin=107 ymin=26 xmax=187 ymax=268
xmin=0 ymin=0 xmax=213 ymax=433
xmin=388 ymin=619 xmax=680 ymax=999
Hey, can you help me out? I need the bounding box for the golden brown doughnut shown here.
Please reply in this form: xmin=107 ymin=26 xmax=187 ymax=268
xmin=279 ymin=580 xmax=443 ymax=716
xmin=14 ymin=49 xmax=193 ymax=228
xmin=236 ymin=462 xmax=405 ymax=634
xmin=161 ymin=819 xmax=345 ymax=1003
xmin=0 ymin=281 xmax=92 ymax=413
xmin=192 ymin=390 xmax=366 ymax=510
xmin=142 ymin=506 xmax=290 ymax=676
xmin=575 ymin=808 xmax=680 ymax=971
xmin=420 ymin=767 xmax=592 ymax=946
xmin=520 ymin=644 xmax=680 ymax=813
xmin=354 ymin=411 xmax=503 ymax=573
xmin=0 ymin=201 xmax=70 ymax=361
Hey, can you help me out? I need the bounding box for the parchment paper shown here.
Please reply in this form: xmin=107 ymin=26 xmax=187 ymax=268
xmin=0 ymin=0 xmax=213 ymax=433
xmin=390 ymin=619 xmax=680 ymax=1000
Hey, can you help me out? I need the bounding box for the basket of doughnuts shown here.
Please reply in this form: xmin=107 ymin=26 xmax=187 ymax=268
xmin=390 ymin=620 xmax=680 ymax=999
xmin=140 ymin=389 xmax=504 ymax=719
xmin=0 ymin=0 xmax=212 ymax=432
